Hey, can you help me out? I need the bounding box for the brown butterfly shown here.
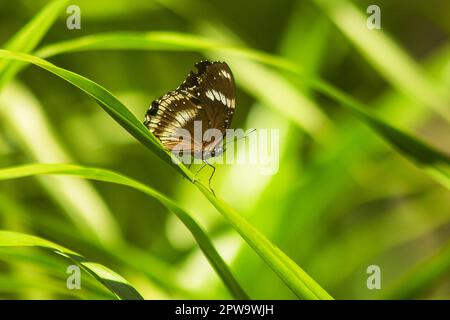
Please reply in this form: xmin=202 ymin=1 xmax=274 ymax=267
xmin=143 ymin=60 xmax=236 ymax=187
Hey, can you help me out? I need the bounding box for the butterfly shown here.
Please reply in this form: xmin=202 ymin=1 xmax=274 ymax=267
xmin=143 ymin=60 xmax=236 ymax=187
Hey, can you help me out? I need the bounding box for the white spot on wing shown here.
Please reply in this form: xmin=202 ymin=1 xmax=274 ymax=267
xmin=212 ymin=89 xmax=221 ymax=101
xmin=219 ymin=92 xmax=227 ymax=105
xmin=175 ymin=113 xmax=187 ymax=126
xmin=175 ymin=109 xmax=197 ymax=126
xmin=205 ymin=90 xmax=214 ymax=101
xmin=220 ymin=70 xmax=230 ymax=79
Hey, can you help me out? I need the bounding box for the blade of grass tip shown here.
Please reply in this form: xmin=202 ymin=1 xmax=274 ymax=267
xmin=0 ymin=0 xmax=69 ymax=90
xmin=313 ymin=0 xmax=450 ymax=123
xmin=0 ymin=192 xmax=195 ymax=297
xmin=0 ymin=230 xmax=143 ymax=300
xmin=0 ymin=51 xmax=332 ymax=299
xmin=229 ymin=6 xmax=335 ymax=297
xmin=0 ymin=163 xmax=249 ymax=300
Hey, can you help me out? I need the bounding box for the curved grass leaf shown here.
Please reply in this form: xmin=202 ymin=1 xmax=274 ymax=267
xmin=33 ymin=32 xmax=450 ymax=188
xmin=0 ymin=49 xmax=333 ymax=300
xmin=35 ymin=31 xmax=298 ymax=71
xmin=0 ymin=163 xmax=249 ymax=300
xmin=307 ymin=79 xmax=450 ymax=188
xmin=0 ymin=230 xmax=143 ymax=300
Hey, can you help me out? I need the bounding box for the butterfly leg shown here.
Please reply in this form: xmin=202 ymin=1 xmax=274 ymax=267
xmin=192 ymin=162 xmax=207 ymax=183
xmin=204 ymin=159 xmax=216 ymax=196
xmin=187 ymin=155 xmax=194 ymax=169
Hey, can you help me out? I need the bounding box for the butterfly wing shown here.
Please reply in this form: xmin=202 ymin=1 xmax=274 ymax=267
xmin=144 ymin=60 xmax=235 ymax=156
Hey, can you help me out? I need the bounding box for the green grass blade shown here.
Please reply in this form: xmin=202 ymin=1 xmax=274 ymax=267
xmin=0 ymin=0 xmax=68 ymax=89
xmin=313 ymin=0 xmax=450 ymax=122
xmin=0 ymin=230 xmax=143 ymax=300
xmin=199 ymin=190 xmax=333 ymax=300
xmin=0 ymin=163 xmax=249 ymax=300
xmin=34 ymin=31 xmax=298 ymax=71
xmin=308 ymin=79 xmax=450 ymax=188
xmin=0 ymin=49 xmax=333 ymax=299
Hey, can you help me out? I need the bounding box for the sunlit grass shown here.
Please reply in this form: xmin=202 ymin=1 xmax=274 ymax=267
xmin=0 ymin=0 xmax=448 ymax=300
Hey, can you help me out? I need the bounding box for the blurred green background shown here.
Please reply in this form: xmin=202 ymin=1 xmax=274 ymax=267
xmin=0 ymin=0 xmax=449 ymax=299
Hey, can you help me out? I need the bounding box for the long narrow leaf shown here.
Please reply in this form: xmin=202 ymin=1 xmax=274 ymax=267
xmin=307 ymin=79 xmax=450 ymax=188
xmin=0 ymin=0 xmax=68 ymax=89
xmin=0 ymin=230 xmax=143 ymax=300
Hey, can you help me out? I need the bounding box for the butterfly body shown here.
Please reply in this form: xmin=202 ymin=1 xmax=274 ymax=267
xmin=144 ymin=60 xmax=235 ymax=161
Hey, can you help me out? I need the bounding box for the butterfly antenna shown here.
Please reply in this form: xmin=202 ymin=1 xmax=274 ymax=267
xmin=223 ymin=128 xmax=256 ymax=152
xmin=187 ymin=158 xmax=193 ymax=169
